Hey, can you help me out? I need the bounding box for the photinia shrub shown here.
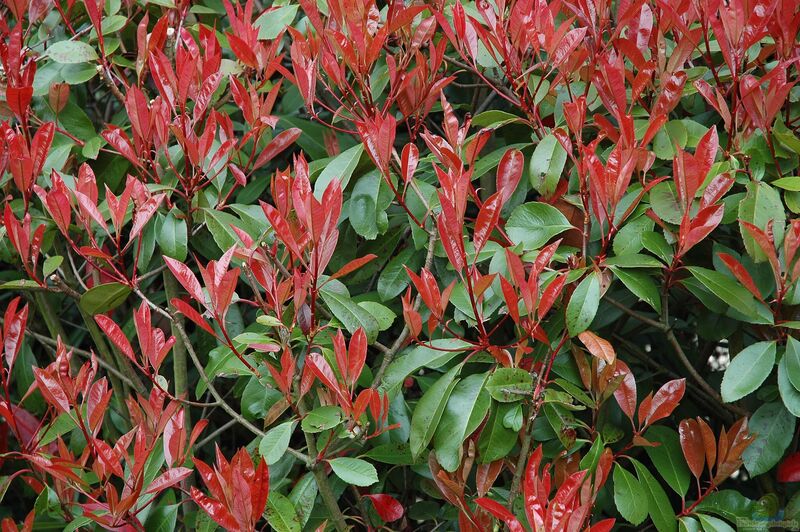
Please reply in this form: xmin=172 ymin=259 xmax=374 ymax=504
xmin=0 ymin=0 xmax=799 ymax=529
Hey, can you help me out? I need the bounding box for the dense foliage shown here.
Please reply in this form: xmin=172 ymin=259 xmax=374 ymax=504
xmin=0 ymin=0 xmax=799 ymax=529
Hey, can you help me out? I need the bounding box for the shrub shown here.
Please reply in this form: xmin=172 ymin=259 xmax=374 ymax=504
xmin=0 ymin=0 xmax=799 ymax=530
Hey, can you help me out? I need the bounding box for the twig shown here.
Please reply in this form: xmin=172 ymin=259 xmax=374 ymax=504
xmin=606 ymin=296 xmax=748 ymax=418
xmin=133 ymin=288 xmax=311 ymax=464
xmin=370 ymin=231 xmax=437 ymax=389
xmin=5 ymin=318 xmax=136 ymax=389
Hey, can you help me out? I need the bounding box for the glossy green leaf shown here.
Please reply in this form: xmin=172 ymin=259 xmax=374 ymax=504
xmin=610 ymin=266 xmax=661 ymax=312
xmin=46 ymin=41 xmax=99 ymax=63
xmin=613 ymin=464 xmax=647 ymax=525
xmin=529 ymin=133 xmax=567 ymax=196
xmin=566 ymin=273 xmax=601 ymax=336
xmin=301 ymin=406 xmax=342 ymax=434
xmin=738 ymin=181 xmax=785 ymax=263
xmin=778 ymin=356 xmax=800 ymax=417
xmin=644 ymin=426 xmax=690 ymax=497
xmin=720 ymin=341 xmax=776 ymax=402
xmin=266 ymin=492 xmax=302 ymax=532
xmin=631 ymin=458 xmax=677 ymax=532
xmin=255 ymin=5 xmax=299 ymax=40
xmin=314 ymin=143 xmax=364 ymax=196
xmin=328 ymin=457 xmax=378 ymax=486
xmin=434 ymin=373 xmax=490 ymax=471
xmin=785 ymin=336 xmax=800 ymax=391
xmin=79 ymin=282 xmax=131 ymax=315
xmin=506 ymin=202 xmax=573 ymax=250
xmin=410 ymin=365 xmax=461 ymax=459
xmin=259 ymin=421 xmax=296 ymax=465
xmin=158 ymin=209 xmax=188 ymax=261
xmin=380 ymin=338 xmax=472 ymax=395
xmin=485 ymin=367 xmax=533 ymax=403
xmin=742 ymin=402 xmax=794 ymax=477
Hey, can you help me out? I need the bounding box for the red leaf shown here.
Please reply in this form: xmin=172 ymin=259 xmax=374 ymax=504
xmin=401 ymin=143 xmax=419 ymax=183
xmin=170 ymin=298 xmax=216 ymax=336
xmin=146 ymin=467 xmax=192 ymax=494
xmin=164 ymin=257 xmax=205 ymax=305
xmin=496 ymin=148 xmax=523 ymax=205
xmin=94 ymin=315 xmax=136 ymax=364
xmin=475 ymin=497 xmax=524 ymax=532
xmin=329 ymin=254 xmax=377 ymax=280
xmin=577 ymin=331 xmax=616 ymax=363
xmin=3 ymin=297 xmax=27 ymax=373
xmin=778 ymin=452 xmax=800 ymax=482
xmin=253 ymin=128 xmax=301 ymax=170
xmin=190 ymin=487 xmax=239 ymax=531
xmin=645 ymin=378 xmax=685 ymax=425
xmin=717 ymin=252 xmax=762 ymax=300
xmin=613 ymin=361 xmax=637 ymax=422
xmin=473 ymin=192 xmax=502 ymax=254
xmin=364 ymin=494 xmax=404 ymax=522
xmin=679 ymin=418 xmax=705 ymax=479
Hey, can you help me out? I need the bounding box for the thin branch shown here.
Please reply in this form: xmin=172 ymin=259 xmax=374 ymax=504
xmin=370 ymin=231 xmax=437 ymax=389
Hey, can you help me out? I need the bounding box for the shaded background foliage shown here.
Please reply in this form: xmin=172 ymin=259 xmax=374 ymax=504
xmin=0 ymin=0 xmax=799 ymax=530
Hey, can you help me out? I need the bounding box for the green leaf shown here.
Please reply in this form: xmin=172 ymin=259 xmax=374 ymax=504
xmin=434 ymin=373 xmax=490 ymax=471
xmin=613 ymin=215 xmax=654 ymax=256
xmin=328 ymin=457 xmax=378 ymax=486
xmin=644 ymin=426 xmax=690 ymax=497
xmin=566 ymin=273 xmax=600 ymax=336
xmin=259 ymin=421 xmax=296 ymax=465
xmin=301 ymin=406 xmax=342 ymax=434
xmin=362 ymin=443 xmax=416 ymax=465
xmin=37 ymin=412 xmax=77 ymax=446
xmin=477 ymin=402 xmax=518 ymax=462
xmin=255 ymin=4 xmax=299 ymax=40
xmin=605 ymin=254 xmax=664 ymax=268
xmin=772 ymin=176 xmax=800 ymax=191
xmin=348 ymin=171 xmax=382 ymax=239
xmin=358 ymin=301 xmax=395 ymax=331
xmin=679 ymin=517 xmax=702 ymax=532
xmin=685 ymin=266 xmax=772 ymax=324
xmin=485 ymin=367 xmax=533 ymax=403
xmin=650 ymin=182 xmax=683 ymax=224
xmin=320 ymin=282 xmax=380 ymax=343
xmin=785 ymin=336 xmax=800 ymax=391
xmin=144 ymin=503 xmax=179 ymax=532
xmin=778 ymin=356 xmax=800 ymax=417
xmin=410 ymin=364 xmax=461 ymax=459
xmin=506 ymin=202 xmax=573 ymax=251
xmin=610 ymin=266 xmax=661 ymax=312
xmin=79 ymin=282 xmax=131 ymax=315
xmin=203 ymin=208 xmax=249 ymax=251
xmin=378 ymin=246 xmax=423 ymax=301
xmin=42 ymin=256 xmax=63 ymax=278
xmin=697 ymin=514 xmax=735 ymax=532
xmin=266 ymin=492 xmax=302 ymax=532
xmin=471 ymin=110 xmax=522 ymax=128
xmin=288 ymin=473 xmax=317 ymax=527
xmin=314 ymin=143 xmax=363 ymax=197
xmin=529 ymin=133 xmax=567 ymax=196
xmin=380 ymin=338 xmax=472 ymax=395
xmin=631 ymin=458 xmax=677 ymax=532
xmin=158 ymin=209 xmax=188 ymax=261
xmin=742 ymin=402 xmax=795 ymax=477
xmin=694 ymin=490 xmax=756 ymax=523
xmin=46 ymin=41 xmax=99 ymax=63
xmin=613 ymin=464 xmax=647 ymax=525
xmin=739 ymin=181 xmax=786 ymax=263
xmin=720 ymin=341 xmax=776 ymax=402
xmin=642 ymin=231 xmax=674 ymax=264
